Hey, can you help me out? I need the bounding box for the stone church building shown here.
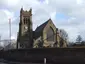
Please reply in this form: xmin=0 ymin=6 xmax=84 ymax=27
xmin=17 ymin=8 xmax=67 ymax=49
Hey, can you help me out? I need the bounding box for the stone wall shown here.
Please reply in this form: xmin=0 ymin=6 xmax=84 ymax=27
xmin=1 ymin=48 xmax=85 ymax=63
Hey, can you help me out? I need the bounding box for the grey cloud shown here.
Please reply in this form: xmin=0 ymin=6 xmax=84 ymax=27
xmin=0 ymin=0 xmax=85 ymax=41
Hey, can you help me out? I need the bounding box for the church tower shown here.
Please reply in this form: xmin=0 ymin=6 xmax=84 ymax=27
xmin=17 ymin=8 xmax=33 ymax=48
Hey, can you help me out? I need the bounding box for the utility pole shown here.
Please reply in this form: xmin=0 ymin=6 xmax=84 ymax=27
xmin=0 ymin=35 xmax=1 ymax=42
xmin=9 ymin=18 xmax=11 ymax=45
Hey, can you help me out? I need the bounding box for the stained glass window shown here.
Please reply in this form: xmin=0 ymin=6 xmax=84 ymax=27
xmin=47 ymin=27 xmax=54 ymax=41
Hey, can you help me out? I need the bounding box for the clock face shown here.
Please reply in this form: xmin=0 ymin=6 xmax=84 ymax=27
xmin=25 ymin=26 xmax=28 ymax=30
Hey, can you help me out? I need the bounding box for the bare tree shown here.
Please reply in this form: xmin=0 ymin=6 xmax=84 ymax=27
xmin=59 ymin=29 xmax=68 ymax=41
xmin=76 ymin=35 xmax=82 ymax=43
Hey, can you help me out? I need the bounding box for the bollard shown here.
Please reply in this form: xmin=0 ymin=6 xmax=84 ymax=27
xmin=44 ymin=58 xmax=46 ymax=64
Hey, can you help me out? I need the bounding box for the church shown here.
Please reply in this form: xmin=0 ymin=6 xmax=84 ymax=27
xmin=17 ymin=8 xmax=67 ymax=49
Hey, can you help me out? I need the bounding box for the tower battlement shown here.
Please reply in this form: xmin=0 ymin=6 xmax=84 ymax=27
xmin=20 ymin=8 xmax=32 ymax=16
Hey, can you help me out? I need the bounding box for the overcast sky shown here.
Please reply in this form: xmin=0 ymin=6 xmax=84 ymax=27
xmin=0 ymin=0 xmax=85 ymax=42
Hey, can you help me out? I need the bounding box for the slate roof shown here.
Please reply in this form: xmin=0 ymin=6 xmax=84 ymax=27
xmin=34 ymin=19 xmax=51 ymax=39
xmin=35 ymin=19 xmax=50 ymax=32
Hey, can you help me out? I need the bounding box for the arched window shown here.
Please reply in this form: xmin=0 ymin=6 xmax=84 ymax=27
xmin=24 ymin=18 xmax=25 ymax=24
xmin=47 ymin=27 xmax=54 ymax=41
xmin=26 ymin=18 xmax=28 ymax=24
xmin=27 ymin=19 xmax=30 ymax=24
xmin=24 ymin=18 xmax=29 ymax=24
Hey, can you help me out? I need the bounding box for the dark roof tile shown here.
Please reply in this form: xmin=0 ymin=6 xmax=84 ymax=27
xmin=34 ymin=19 xmax=51 ymax=39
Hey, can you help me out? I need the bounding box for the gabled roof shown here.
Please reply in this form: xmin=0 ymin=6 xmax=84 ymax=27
xmin=34 ymin=18 xmax=52 ymax=39
xmin=35 ymin=19 xmax=51 ymax=32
